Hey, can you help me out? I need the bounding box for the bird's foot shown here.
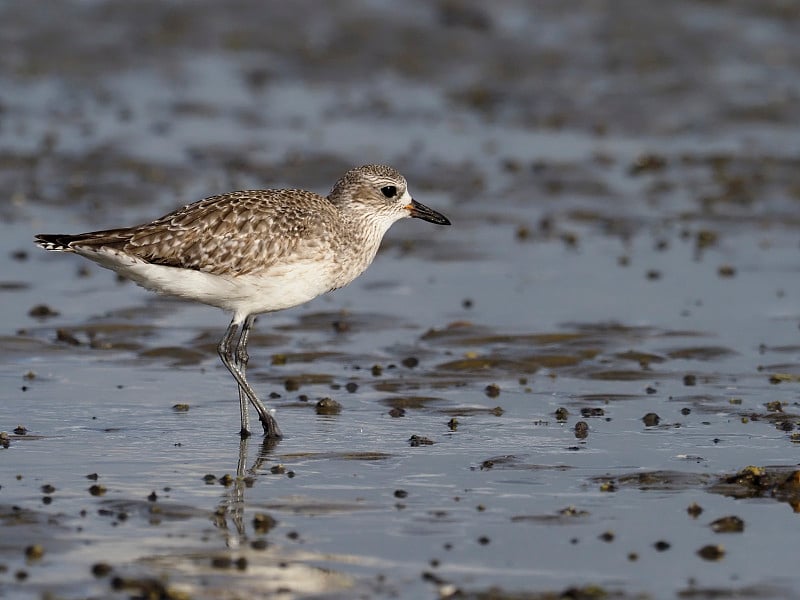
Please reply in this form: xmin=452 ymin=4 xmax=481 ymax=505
xmin=239 ymin=428 xmax=252 ymax=439
xmin=261 ymin=415 xmax=283 ymax=439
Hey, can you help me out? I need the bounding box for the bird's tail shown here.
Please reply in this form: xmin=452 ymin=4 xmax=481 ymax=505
xmin=35 ymin=234 xmax=81 ymax=252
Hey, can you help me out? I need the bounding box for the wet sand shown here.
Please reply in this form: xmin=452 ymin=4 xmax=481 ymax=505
xmin=2 ymin=2 xmax=800 ymax=598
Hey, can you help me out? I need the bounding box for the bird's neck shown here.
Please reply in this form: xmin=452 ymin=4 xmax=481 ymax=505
xmin=332 ymin=210 xmax=397 ymax=287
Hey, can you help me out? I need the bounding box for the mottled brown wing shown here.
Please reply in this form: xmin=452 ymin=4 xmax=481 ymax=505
xmin=120 ymin=190 xmax=338 ymax=276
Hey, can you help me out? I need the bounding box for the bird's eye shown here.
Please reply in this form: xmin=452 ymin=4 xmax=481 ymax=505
xmin=380 ymin=185 xmax=397 ymax=198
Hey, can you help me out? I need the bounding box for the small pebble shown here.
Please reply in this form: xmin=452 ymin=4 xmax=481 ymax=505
xmin=91 ymin=562 xmax=113 ymax=577
xmin=332 ymin=320 xmax=350 ymax=333
xmin=599 ymin=531 xmax=615 ymax=542
xmin=642 ymin=413 xmax=661 ymax=427
xmin=687 ymin=502 xmax=703 ymax=518
xmin=315 ymin=397 xmax=342 ymax=415
xmin=709 ymin=515 xmax=744 ymax=533
xmin=697 ymin=544 xmax=725 ymax=561
xmin=646 ymin=269 xmax=661 ymax=280
xmin=581 ymin=407 xmax=604 ymax=417
xmin=409 ymin=435 xmax=434 ymax=447
xmin=28 ymin=304 xmax=59 ymax=318
xmin=653 ymin=540 xmax=671 ymax=551
xmin=88 ymin=484 xmax=107 ymax=496
xmin=211 ymin=556 xmax=232 ymax=569
xmin=401 ymin=357 xmax=419 ymax=368
xmin=56 ymin=329 xmax=81 ymax=345
xmin=599 ymin=481 xmax=617 ymax=492
xmin=253 ymin=513 xmax=277 ymax=534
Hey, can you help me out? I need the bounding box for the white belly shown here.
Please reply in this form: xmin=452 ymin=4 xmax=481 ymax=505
xmin=79 ymin=247 xmax=335 ymax=319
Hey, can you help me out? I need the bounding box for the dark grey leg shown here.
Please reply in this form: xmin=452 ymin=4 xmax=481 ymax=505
xmin=218 ymin=317 xmax=283 ymax=439
xmin=233 ymin=315 xmax=256 ymax=437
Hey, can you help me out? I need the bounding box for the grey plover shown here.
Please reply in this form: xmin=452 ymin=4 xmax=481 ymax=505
xmin=35 ymin=164 xmax=451 ymax=438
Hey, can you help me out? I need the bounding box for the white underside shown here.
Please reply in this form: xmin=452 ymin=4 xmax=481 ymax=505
xmin=78 ymin=247 xmax=335 ymax=321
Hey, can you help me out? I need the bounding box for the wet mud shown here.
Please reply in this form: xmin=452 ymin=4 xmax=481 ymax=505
xmin=2 ymin=1 xmax=800 ymax=598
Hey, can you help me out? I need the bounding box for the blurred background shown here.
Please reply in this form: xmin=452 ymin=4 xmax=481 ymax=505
xmin=2 ymin=2 xmax=800 ymax=599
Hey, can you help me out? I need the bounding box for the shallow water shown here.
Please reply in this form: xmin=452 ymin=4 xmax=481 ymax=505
xmin=2 ymin=2 xmax=800 ymax=598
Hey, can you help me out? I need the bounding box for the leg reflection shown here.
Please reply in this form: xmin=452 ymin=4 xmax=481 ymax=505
xmin=215 ymin=435 xmax=280 ymax=547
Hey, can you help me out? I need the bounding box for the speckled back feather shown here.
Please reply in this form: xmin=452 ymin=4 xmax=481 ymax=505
xmin=124 ymin=189 xmax=339 ymax=276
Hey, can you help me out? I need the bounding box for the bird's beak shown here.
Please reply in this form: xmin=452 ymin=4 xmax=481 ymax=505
xmin=405 ymin=199 xmax=451 ymax=226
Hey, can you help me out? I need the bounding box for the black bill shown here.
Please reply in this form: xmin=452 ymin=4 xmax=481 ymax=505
xmin=406 ymin=199 xmax=451 ymax=226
